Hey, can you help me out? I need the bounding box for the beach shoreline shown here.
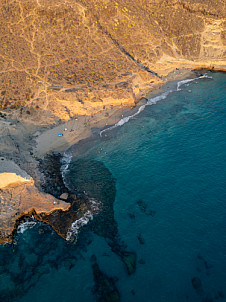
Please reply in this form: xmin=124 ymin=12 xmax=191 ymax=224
xmin=0 ymin=66 xmax=222 ymax=188
xmin=33 ymin=68 xmax=196 ymax=158
xmin=0 ymin=66 xmax=224 ymax=244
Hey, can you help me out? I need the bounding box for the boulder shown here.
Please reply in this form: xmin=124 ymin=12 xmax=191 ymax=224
xmin=60 ymin=193 xmax=69 ymax=201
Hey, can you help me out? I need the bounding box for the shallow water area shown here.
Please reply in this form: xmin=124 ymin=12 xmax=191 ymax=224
xmin=1 ymin=72 xmax=226 ymax=302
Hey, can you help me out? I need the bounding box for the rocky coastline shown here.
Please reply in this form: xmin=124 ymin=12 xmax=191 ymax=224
xmin=0 ymin=2 xmax=225 ymax=301
xmin=0 ymin=0 xmax=225 ymax=246
xmin=0 ymin=67 xmax=225 ymax=246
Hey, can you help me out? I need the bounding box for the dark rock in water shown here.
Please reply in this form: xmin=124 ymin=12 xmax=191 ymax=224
xmin=137 ymin=200 xmax=147 ymax=213
xmin=107 ymin=240 xmax=137 ymax=275
xmin=147 ymin=210 xmax=156 ymax=217
xmin=138 ymin=259 xmax=146 ymax=264
xmin=137 ymin=233 xmax=145 ymax=245
xmin=217 ymin=291 xmax=225 ymax=299
xmin=121 ymin=251 xmax=136 ymax=275
xmin=63 ymin=259 xmax=74 ymax=271
xmin=39 ymin=152 xmax=69 ymax=198
xmin=66 ymin=159 xmax=118 ymax=239
xmin=137 ymin=200 xmax=156 ymax=217
xmin=128 ymin=213 xmax=135 ymax=219
xmin=131 ymin=290 xmax=136 ymax=296
xmin=192 ymin=277 xmax=204 ymax=296
xmin=196 ymin=253 xmax=212 ymax=275
xmin=102 ymin=252 xmax=110 ymax=257
xmin=0 ymin=219 xmax=84 ymax=301
xmin=213 ymin=291 xmax=225 ymax=301
xmin=66 ymin=158 xmax=137 ymax=274
xmin=36 ymin=154 xmax=99 ymax=242
xmin=38 ymin=156 xmax=136 ymax=275
xmin=90 ymin=254 xmax=97 ymax=263
xmin=92 ymin=261 xmax=120 ymax=302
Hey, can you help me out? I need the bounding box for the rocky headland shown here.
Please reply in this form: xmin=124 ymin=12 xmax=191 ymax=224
xmin=0 ymin=0 xmax=225 ymax=243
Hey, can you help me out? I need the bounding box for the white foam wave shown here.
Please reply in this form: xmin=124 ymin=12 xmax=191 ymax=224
xmin=177 ymin=74 xmax=211 ymax=91
xmin=99 ymin=92 xmax=169 ymax=136
xmin=177 ymin=78 xmax=195 ymax=91
xmin=66 ymin=210 xmax=93 ymax=241
xmin=66 ymin=197 xmax=101 ymax=242
xmin=100 ymin=105 xmax=145 ymax=136
xmin=17 ymin=220 xmax=36 ymax=234
xmin=147 ymin=90 xmax=172 ymax=105
xmin=61 ymin=151 xmax=72 ymax=189
xmin=99 ymin=74 xmax=211 ymax=136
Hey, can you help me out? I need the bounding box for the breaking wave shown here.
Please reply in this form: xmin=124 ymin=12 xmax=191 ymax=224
xmin=99 ymin=74 xmax=212 ymax=136
xmin=66 ymin=198 xmax=101 ymax=242
xmin=17 ymin=219 xmax=37 ymax=234
xmin=177 ymin=74 xmax=211 ymax=91
xmin=100 ymin=104 xmax=145 ymax=137
xmin=61 ymin=151 xmax=72 ymax=190
xmin=146 ymin=90 xmax=172 ymax=105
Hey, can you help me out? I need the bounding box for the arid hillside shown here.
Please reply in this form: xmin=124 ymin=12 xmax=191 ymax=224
xmin=0 ymin=0 xmax=225 ymax=123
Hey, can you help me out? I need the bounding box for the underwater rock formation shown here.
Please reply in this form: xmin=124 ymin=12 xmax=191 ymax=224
xmin=192 ymin=276 xmax=204 ymax=296
xmin=66 ymin=158 xmax=137 ymax=274
xmin=91 ymin=257 xmax=120 ymax=302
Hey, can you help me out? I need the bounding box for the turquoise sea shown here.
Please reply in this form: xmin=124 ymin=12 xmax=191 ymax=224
xmin=0 ymin=71 xmax=225 ymax=302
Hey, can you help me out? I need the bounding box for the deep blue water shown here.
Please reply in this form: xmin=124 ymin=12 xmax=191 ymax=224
xmin=0 ymin=72 xmax=225 ymax=302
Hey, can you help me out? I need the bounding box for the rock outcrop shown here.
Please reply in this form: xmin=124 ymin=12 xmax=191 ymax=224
xmin=0 ymin=157 xmax=70 ymax=243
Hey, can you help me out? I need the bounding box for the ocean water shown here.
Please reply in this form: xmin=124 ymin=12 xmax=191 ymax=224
xmin=0 ymin=72 xmax=225 ymax=302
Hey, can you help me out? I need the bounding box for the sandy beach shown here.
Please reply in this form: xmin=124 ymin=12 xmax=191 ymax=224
xmin=0 ymin=65 xmax=224 ymax=192
xmin=33 ymin=68 xmax=196 ymax=157
xmin=0 ymin=65 xmax=224 ymax=244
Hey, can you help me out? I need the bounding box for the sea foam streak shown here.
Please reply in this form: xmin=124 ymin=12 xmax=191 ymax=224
xmin=100 ymin=104 xmax=145 ymax=136
xmin=147 ymin=90 xmax=172 ymax=105
xmin=61 ymin=151 xmax=72 ymax=190
xmin=17 ymin=219 xmax=37 ymax=234
xmin=99 ymin=74 xmax=211 ymax=136
xmin=99 ymin=91 xmax=171 ymax=136
xmin=177 ymin=74 xmax=212 ymax=91
xmin=66 ymin=198 xmax=101 ymax=242
xmin=177 ymin=78 xmax=196 ymax=91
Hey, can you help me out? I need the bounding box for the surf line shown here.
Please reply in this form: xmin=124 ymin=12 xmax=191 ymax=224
xmin=60 ymin=151 xmax=73 ymax=190
xmin=99 ymin=74 xmax=211 ymax=137
xmin=99 ymin=90 xmax=171 ymax=137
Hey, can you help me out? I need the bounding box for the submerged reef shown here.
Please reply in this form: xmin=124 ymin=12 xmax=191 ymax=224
xmin=65 ymin=158 xmax=137 ymax=274
xmin=91 ymin=256 xmax=120 ymax=302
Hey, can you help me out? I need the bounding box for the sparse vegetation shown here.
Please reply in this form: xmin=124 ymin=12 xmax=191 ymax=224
xmin=0 ymin=0 xmax=225 ymax=113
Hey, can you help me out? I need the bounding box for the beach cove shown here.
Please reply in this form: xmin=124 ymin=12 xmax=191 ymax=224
xmin=0 ymin=0 xmax=226 ymax=300
xmin=0 ymin=70 xmax=225 ymax=302
xmin=0 ymin=68 xmax=216 ymax=244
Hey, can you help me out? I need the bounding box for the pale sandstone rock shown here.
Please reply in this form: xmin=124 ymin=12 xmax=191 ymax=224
xmin=60 ymin=192 xmax=69 ymax=201
xmin=0 ymin=159 xmax=70 ymax=243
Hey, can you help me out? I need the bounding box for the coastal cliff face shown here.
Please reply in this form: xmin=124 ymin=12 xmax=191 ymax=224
xmin=0 ymin=158 xmax=71 ymax=243
xmin=0 ymin=0 xmax=225 ymax=122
